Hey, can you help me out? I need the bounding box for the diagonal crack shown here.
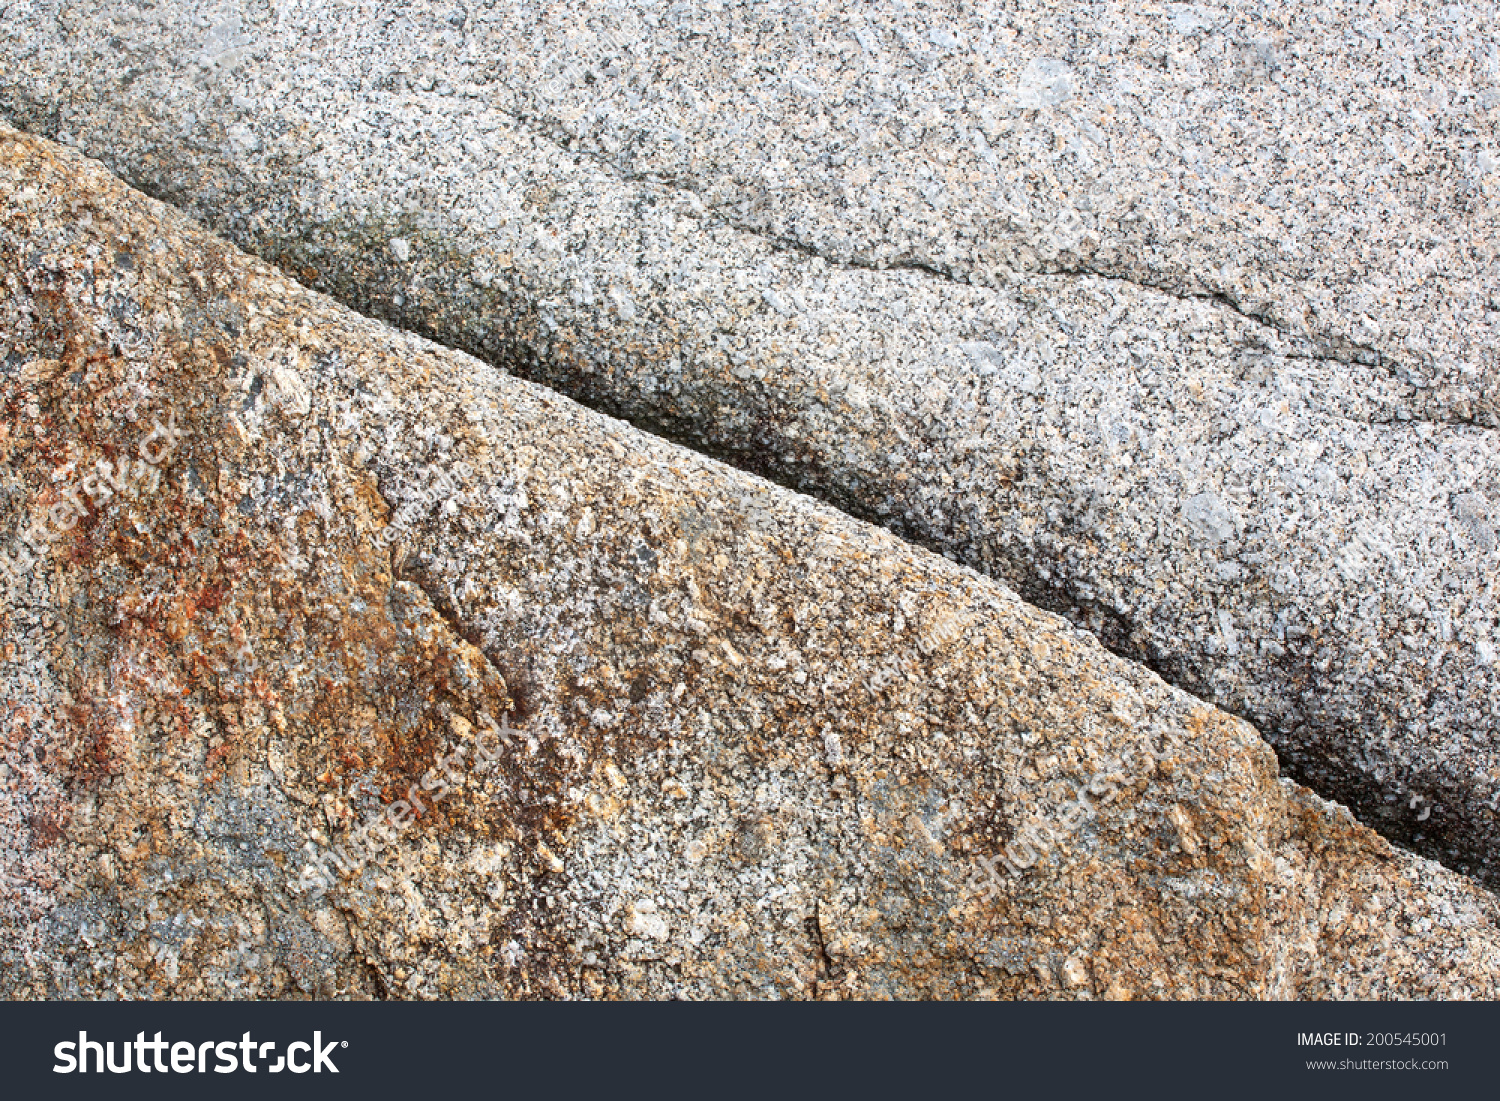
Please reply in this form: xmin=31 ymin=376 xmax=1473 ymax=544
xmin=488 ymin=102 xmax=1491 ymax=431
xmin=367 ymin=472 xmax=515 ymax=700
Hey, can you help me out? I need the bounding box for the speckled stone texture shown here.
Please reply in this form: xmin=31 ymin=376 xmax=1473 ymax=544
xmin=4 ymin=129 xmax=1500 ymax=1000
xmin=3 ymin=0 xmax=1495 ymax=883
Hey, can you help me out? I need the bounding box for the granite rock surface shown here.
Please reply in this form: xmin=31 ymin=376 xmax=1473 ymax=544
xmin=3 ymin=0 xmax=1496 ymax=881
xmin=4 ymin=128 xmax=1500 ymax=999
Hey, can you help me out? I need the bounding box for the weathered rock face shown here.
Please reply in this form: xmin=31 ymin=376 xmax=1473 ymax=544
xmin=4 ymin=129 xmax=1500 ymax=1000
xmin=3 ymin=0 xmax=1496 ymax=883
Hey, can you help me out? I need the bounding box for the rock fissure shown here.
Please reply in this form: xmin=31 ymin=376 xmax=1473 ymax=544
xmin=494 ymin=101 xmax=1483 ymax=432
